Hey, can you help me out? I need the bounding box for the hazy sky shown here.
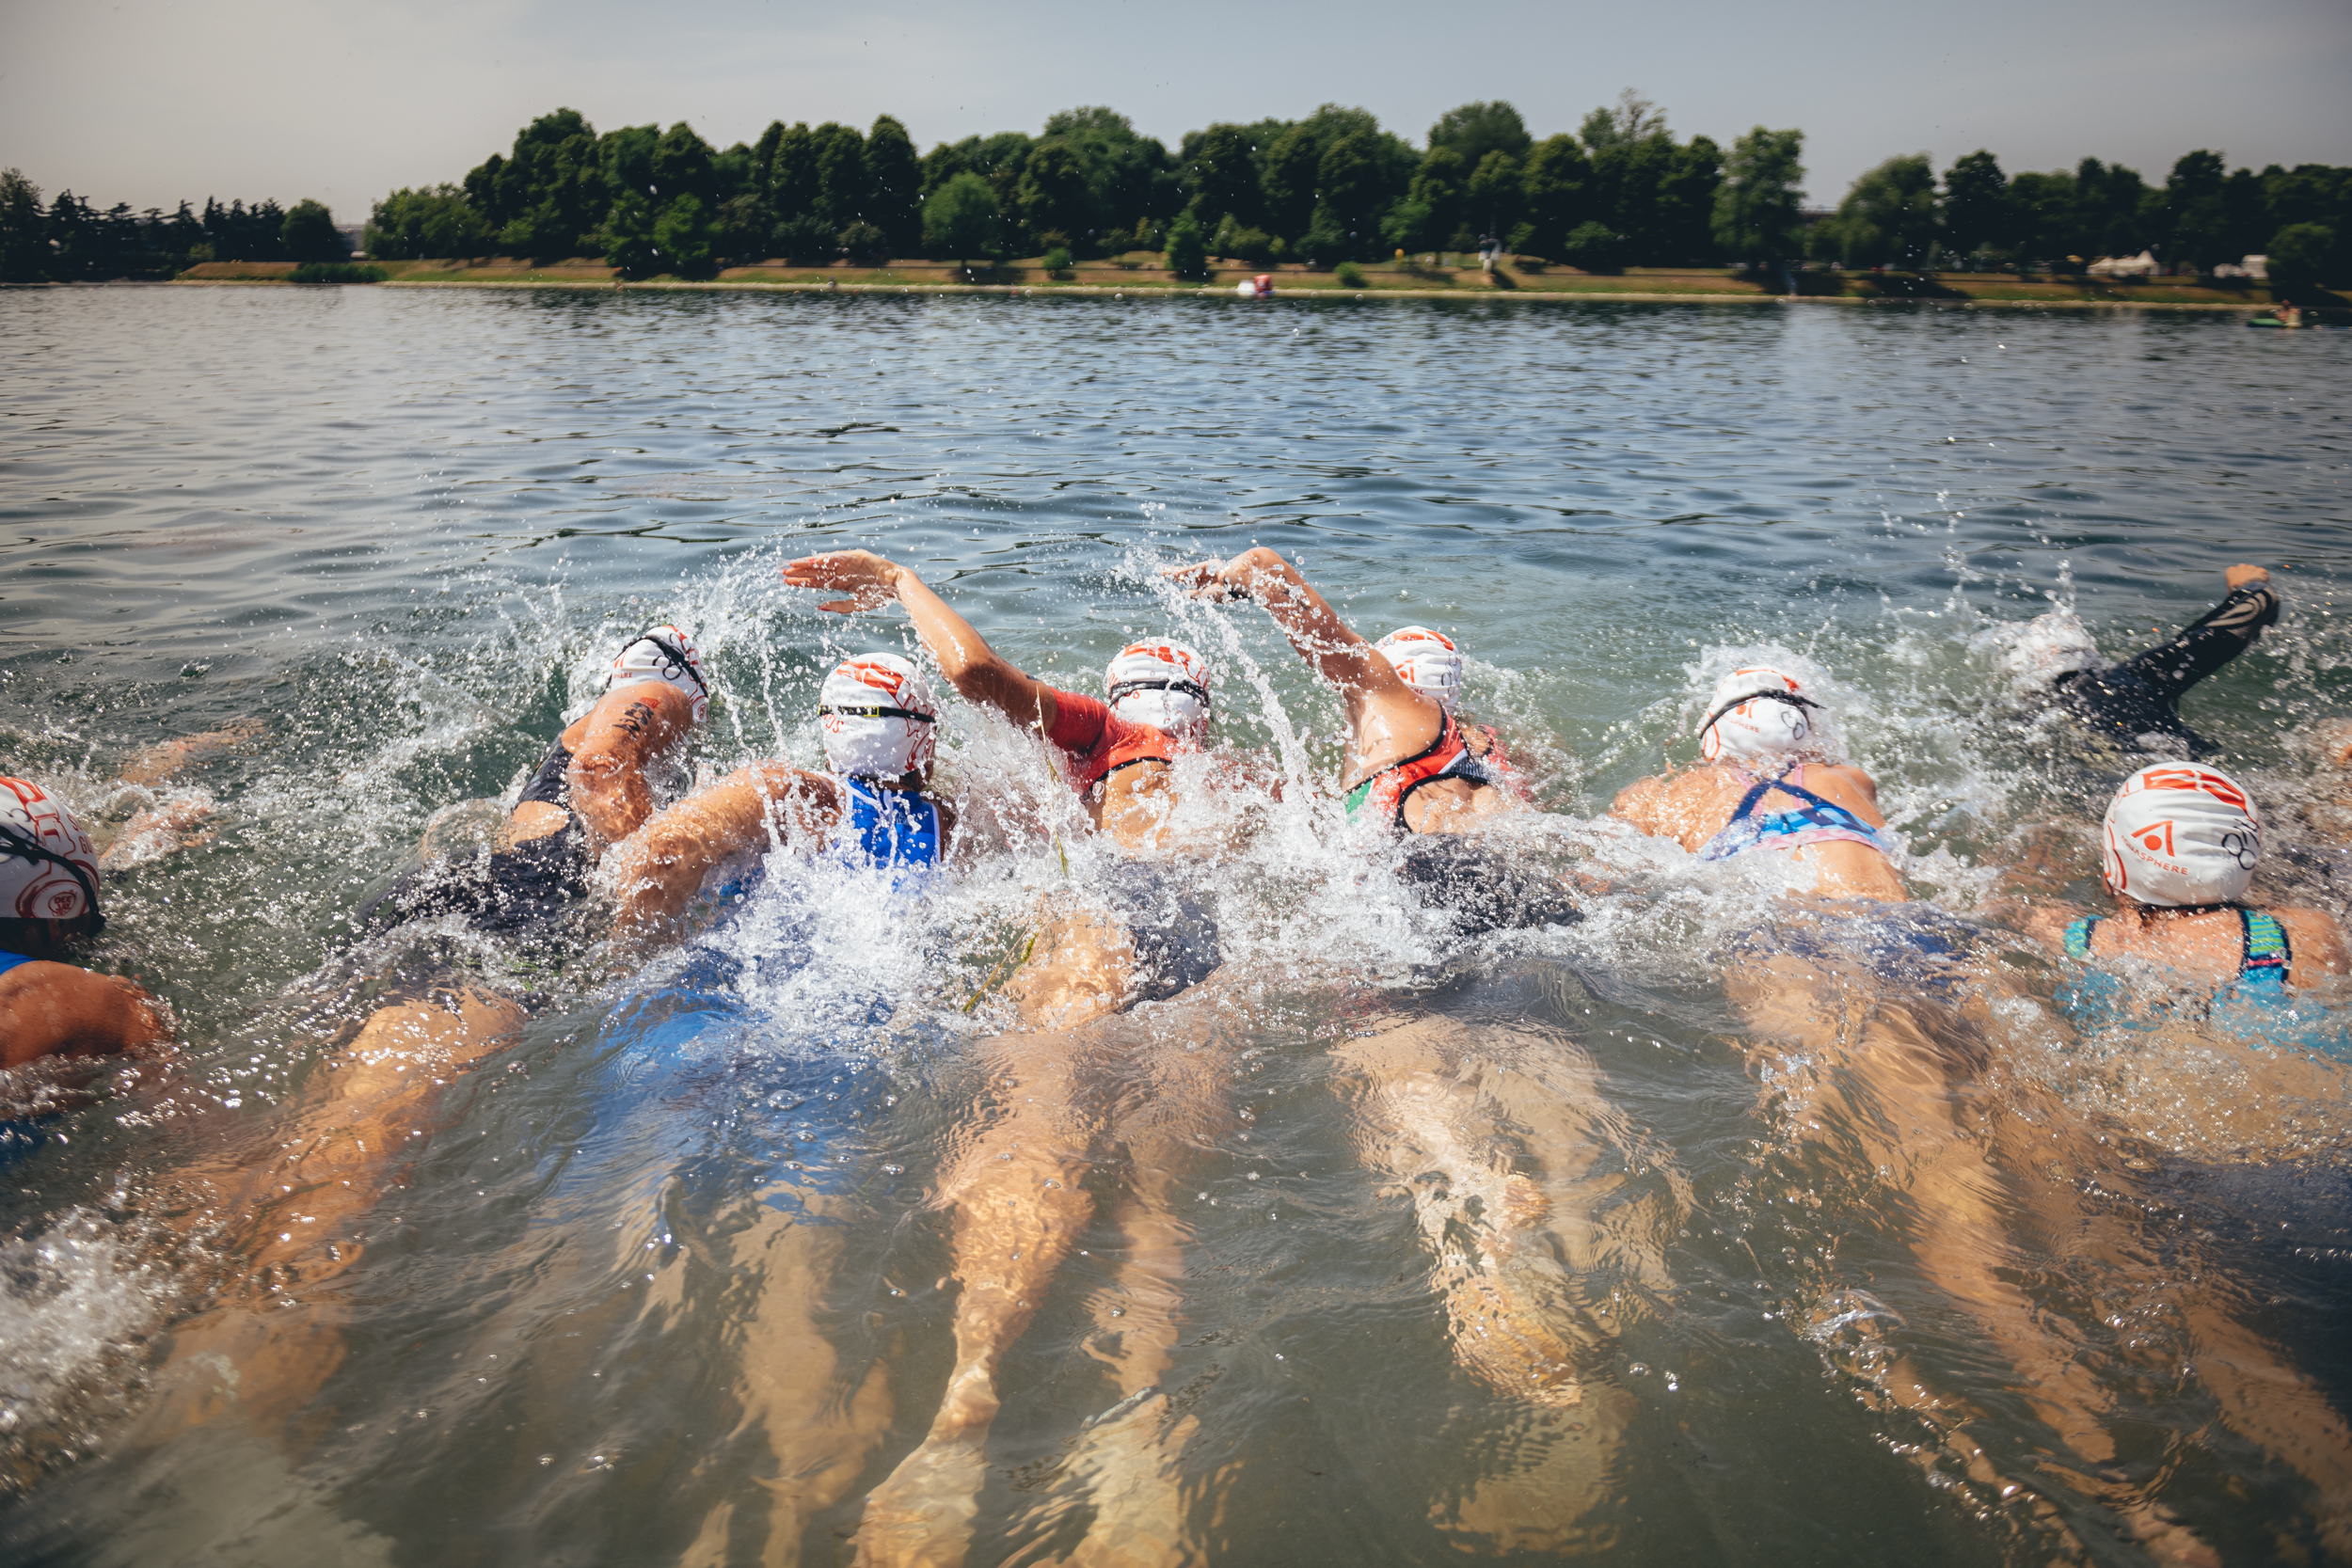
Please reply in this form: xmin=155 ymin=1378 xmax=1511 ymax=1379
xmin=5 ymin=0 xmax=2347 ymax=219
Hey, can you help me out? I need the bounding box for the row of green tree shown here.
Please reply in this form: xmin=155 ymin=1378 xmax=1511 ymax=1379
xmin=1816 ymin=149 xmax=2349 ymax=286
xmin=363 ymin=95 xmax=1740 ymax=275
xmin=4 ymin=100 xmax=2345 ymax=287
xmin=0 ymin=172 xmax=349 ymax=281
xmin=367 ymin=96 xmax=2346 ymax=286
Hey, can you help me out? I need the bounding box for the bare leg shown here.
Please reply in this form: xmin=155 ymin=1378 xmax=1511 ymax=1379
xmin=853 ymin=1029 xmax=1103 ymax=1568
xmin=136 ymin=988 xmax=528 ymax=1452
xmin=679 ymin=1207 xmax=898 ymax=1568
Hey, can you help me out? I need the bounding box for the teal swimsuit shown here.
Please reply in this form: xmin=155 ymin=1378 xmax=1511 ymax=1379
xmin=2058 ymin=909 xmax=2346 ymax=1057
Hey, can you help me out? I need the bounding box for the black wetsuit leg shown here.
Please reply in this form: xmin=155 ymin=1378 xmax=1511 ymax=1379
xmin=1396 ymin=837 xmax=1581 ymax=935
xmin=1104 ymin=864 xmax=1222 ymax=1003
xmin=2055 ymin=582 xmax=2279 ymax=753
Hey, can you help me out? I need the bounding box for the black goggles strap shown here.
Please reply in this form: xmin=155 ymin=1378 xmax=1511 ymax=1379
xmin=628 ymin=636 xmax=706 ymax=695
xmin=1698 ymin=689 xmax=1819 ymax=736
xmin=1109 ymin=678 xmax=1211 ymax=708
xmin=0 ymin=823 xmax=104 ymax=933
xmin=819 ymin=705 xmax=936 ymax=723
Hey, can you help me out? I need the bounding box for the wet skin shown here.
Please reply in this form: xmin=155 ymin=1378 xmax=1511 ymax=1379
xmin=507 ymin=678 xmax=703 ymax=858
xmin=1166 ymin=547 xmax=1518 ymax=834
xmin=1610 ymin=760 xmax=1905 ymax=901
xmin=605 ymin=759 xmax=959 ymax=943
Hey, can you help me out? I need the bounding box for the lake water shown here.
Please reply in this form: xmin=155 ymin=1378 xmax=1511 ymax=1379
xmin=2 ymin=285 xmax=2350 ymax=1566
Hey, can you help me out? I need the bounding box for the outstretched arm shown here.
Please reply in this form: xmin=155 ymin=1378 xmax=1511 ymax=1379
xmin=1165 ymin=547 xmax=1442 ymax=770
xmin=603 ymin=764 xmax=839 ymax=942
xmin=567 ymin=681 xmax=703 ymax=852
xmin=783 ymin=551 xmax=1061 ymax=733
xmin=0 ymin=963 xmax=170 ymax=1069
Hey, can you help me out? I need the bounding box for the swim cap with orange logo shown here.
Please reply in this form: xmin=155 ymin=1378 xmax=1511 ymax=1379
xmin=1375 ymin=626 xmax=1464 ymax=711
xmin=2101 ymin=763 xmax=2260 ymax=907
xmin=1105 ymin=641 xmax=1211 ymax=734
xmin=818 ymin=652 xmax=938 ymax=780
xmin=0 ymin=778 xmax=104 ymax=929
xmin=1698 ymin=667 xmax=1820 ymax=764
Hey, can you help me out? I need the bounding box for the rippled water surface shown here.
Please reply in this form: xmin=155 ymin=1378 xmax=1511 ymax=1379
xmin=3 ymin=287 xmax=2351 ymax=1567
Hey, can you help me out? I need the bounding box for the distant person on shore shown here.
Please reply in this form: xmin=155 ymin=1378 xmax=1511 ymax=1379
xmin=1988 ymin=565 xmax=2280 ymax=756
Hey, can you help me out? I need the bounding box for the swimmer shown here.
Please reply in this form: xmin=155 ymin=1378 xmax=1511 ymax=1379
xmin=783 ymin=550 xmax=1263 ymax=862
xmin=1996 ymin=565 xmax=2280 ymax=756
xmin=2000 ymin=765 xmax=2352 ymax=1549
xmin=606 ymin=652 xmax=957 ymax=942
xmin=0 ymin=777 xmax=169 ymax=1069
xmin=1612 ymin=664 xmax=1906 ymax=900
xmin=781 ymin=555 xmax=1256 ymax=1562
xmin=2020 ymin=762 xmax=2349 ymax=1037
xmin=1168 ymin=550 xmax=1516 ymax=835
xmin=1612 ymin=666 xmax=2222 ymax=1556
xmin=1374 ymin=625 xmax=1529 ymax=801
xmin=362 ymin=626 xmax=708 ymax=938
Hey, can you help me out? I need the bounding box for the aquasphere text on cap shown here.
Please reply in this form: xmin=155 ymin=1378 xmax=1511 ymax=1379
xmin=2102 ymin=763 xmax=2261 ymax=907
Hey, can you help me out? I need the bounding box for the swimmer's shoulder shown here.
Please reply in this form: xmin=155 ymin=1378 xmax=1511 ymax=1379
xmin=2272 ymin=906 xmax=2351 ymax=988
xmin=0 ymin=961 xmax=165 ymax=1069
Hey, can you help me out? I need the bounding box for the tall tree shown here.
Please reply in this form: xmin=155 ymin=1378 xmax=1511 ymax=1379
xmin=1818 ymin=152 xmax=1938 ymax=268
xmin=1408 ymin=146 xmax=1470 ymax=248
xmin=0 ymin=168 xmax=46 ymax=281
xmin=485 ymin=108 xmax=604 ymax=257
xmin=1316 ymin=132 xmax=1386 ymax=252
xmin=1017 ymin=139 xmax=1092 ymax=251
xmin=1428 ymin=102 xmax=1533 ymax=169
xmin=281 ymin=198 xmax=347 ymax=261
xmin=1518 ymin=135 xmax=1592 ymax=259
xmin=1712 ymin=127 xmax=1806 ymax=263
xmin=1938 ymin=150 xmax=2008 ymax=260
xmin=2158 ymin=149 xmax=2233 ymax=268
xmin=1580 ymin=90 xmax=1667 ymax=153
xmin=866 ymin=116 xmax=923 ymax=255
xmin=1184 ymin=123 xmax=1264 ymax=229
xmin=1464 ymin=150 xmax=1523 ymax=241
xmin=814 ymin=123 xmax=869 ymax=228
xmin=922 ymin=171 xmax=999 ymax=266
xmin=770 ymin=124 xmax=821 ymax=226
xmin=652 ymin=123 xmax=718 ymax=205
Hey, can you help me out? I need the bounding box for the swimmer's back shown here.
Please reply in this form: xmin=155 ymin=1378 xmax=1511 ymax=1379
xmin=1613 ymin=763 xmax=1906 ymax=901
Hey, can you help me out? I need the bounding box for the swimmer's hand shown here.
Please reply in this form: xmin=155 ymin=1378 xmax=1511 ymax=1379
xmin=782 ymin=549 xmax=905 ymax=614
xmin=2224 ymin=563 xmax=2272 ymax=592
xmin=1161 ymin=549 xmax=1301 ymax=608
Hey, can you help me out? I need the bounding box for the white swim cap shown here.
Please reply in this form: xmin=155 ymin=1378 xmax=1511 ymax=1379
xmin=0 ymin=777 xmax=103 ymax=928
xmin=1235 ymin=279 xmax=1257 ymax=298
xmin=1994 ymin=609 xmax=2104 ymax=690
xmin=1698 ymin=667 xmax=1820 ymax=763
xmin=608 ymin=626 xmax=708 ymax=724
xmin=1375 ymin=626 xmax=1464 ymax=711
xmin=818 ymin=653 xmax=938 ymax=780
xmin=2101 ymin=763 xmax=2261 ymax=907
xmin=1105 ymin=641 xmax=1211 ymax=734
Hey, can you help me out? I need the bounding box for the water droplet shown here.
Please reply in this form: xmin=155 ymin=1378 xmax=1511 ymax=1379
xmin=882 ymin=1164 xmax=905 ymax=1176
xmin=1246 ymin=1172 xmax=1259 ymax=1180
xmin=1629 ymin=1363 xmax=1648 ymax=1377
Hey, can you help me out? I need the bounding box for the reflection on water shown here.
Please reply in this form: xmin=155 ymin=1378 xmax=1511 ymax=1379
xmin=2 ymin=289 xmax=2350 ymax=1564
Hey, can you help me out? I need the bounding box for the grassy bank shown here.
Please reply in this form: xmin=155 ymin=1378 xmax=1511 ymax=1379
xmin=171 ymin=256 xmax=2343 ymax=310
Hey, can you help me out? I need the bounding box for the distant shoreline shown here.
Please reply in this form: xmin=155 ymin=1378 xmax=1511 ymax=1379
xmin=145 ymin=257 xmax=2337 ymax=311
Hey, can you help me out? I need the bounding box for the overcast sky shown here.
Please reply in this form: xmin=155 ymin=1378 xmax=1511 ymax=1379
xmin=5 ymin=0 xmax=2347 ymax=219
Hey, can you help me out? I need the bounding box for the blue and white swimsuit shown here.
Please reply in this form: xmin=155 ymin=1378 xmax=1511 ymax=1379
xmin=839 ymin=777 xmax=942 ymax=870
